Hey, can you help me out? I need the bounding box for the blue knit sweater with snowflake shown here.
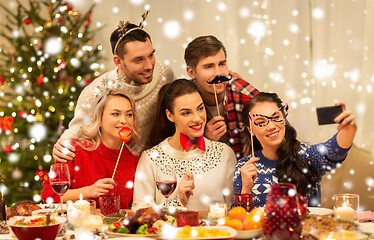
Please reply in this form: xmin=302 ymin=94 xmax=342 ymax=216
xmin=233 ymin=133 xmax=350 ymax=208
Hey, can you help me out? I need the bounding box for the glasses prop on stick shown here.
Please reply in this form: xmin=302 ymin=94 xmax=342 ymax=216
xmin=206 ymin=75 xmax=232 ymax=116
xmin=248 ymin=112 xmax=255 ymax=158
xmin=112 ymin=127 xmax=133 ymax=179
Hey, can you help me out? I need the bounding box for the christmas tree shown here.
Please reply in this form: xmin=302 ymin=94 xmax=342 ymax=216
xmin=0 ymin=0 xmax=104 ymax=205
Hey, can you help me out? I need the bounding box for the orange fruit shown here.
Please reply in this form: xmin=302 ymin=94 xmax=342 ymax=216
xmin=225 ymin=218 xmax=243 ymax=231
xmin=243 ymin=208 xmax=265 ymax=230
xmin=229 ymin=206 xmax=247 ymax=221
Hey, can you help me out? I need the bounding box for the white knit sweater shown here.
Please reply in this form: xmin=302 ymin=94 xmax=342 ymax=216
xmin=133 ymin=137 xmax=236 ymax=211
xmin=61 ymin=62 xmax=175 ymax=150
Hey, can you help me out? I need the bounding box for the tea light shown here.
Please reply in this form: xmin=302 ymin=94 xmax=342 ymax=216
xmin=335 ymin=203 xmax=354 ymax=222
xmin=209 ymin=203 xmax=227 ymax=219
xmin=82 ymin=214 xmax=103 ymax=231
xmin=334 ymin=193 xmax=359 ymax=222
xmin=74 ymin=194 xmax=90 ymax=217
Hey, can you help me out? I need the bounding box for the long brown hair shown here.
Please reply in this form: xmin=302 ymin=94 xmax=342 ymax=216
xmin=77 ymin=89 xmax=141 ymax=156
xmin=145 ymin=79 xmax=203 ymax=149
xmin=242 ymin=92 xmax=319 ymax=196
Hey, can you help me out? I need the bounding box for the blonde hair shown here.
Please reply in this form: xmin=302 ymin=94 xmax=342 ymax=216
xmin=77 ymin=89 xmax=140 ymax=156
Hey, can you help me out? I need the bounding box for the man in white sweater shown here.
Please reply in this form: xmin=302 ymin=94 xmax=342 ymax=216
xmin=53 ymin=18 xmax=174 ymax=161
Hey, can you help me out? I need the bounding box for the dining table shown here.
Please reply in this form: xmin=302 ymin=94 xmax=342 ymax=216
xmin=1 ymin=208 xmax=373 ymax=240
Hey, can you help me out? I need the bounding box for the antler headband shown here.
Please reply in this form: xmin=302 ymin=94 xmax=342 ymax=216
xmin=113 ymin=10 xmax=150 ymax=55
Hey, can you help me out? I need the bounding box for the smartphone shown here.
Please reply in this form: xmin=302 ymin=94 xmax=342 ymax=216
xmin=316 ymin=106 xmax=343 ymax=125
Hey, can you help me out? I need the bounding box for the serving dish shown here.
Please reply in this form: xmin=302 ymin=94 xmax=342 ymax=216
xmin=7 ymin=215 xmax=66 ymax=240
xmin=172 ymin=226 xmax=237 ymax=240
xmin=308 ymin=207 xmax=334 ymax=215
xmin=235 ymin=228 xmax=263 ymax=239
xmin=106 ymin=231 xmax=159 ymax=238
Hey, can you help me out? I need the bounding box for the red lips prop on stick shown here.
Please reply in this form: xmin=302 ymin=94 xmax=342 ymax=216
xmin=112 ymin=127 xmax=133 ymax=179
xmin=180 ymin=133 xmax=206 ymax=173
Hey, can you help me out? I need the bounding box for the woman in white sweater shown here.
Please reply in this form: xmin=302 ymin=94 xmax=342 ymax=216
xmin=133 ymin=79 xmax=236 ymax=211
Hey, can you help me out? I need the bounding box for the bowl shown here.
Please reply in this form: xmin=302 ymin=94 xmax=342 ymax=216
xmin=7 ymin=215 xmax=66 ymax=240
xmin=235 ymin=229 xmax=263 ymax=239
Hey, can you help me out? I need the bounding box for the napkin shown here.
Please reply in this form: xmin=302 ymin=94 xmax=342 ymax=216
xmin=359 ymin=211 xmax=374 ymax=223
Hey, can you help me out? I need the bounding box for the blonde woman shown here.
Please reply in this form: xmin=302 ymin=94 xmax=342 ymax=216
xmin=42 ymin=89 xmax=140 ymax=209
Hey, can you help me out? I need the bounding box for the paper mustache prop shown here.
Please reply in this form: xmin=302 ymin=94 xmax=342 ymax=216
xmin=206 ymin=75 xmax=232 ymax=84
xmin=206 ymin=75 xmax=232 ymax=116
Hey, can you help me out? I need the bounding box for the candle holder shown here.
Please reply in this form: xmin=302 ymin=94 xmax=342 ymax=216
xmin=99 ymin=193 xmax=120 ymax=216
xmin=233 ymin=193 xmax=255 ymax=212
xmin=333 ymin=193 xmax=359 ymax=222
xmin=208 ymin=202 xmax=227 ymax=219
xmin=176 ymin=211 xmax=199 ymax=227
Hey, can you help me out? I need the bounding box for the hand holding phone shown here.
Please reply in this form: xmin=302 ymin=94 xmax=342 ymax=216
xmin=316 ymin=106 xmax=343 ymax=125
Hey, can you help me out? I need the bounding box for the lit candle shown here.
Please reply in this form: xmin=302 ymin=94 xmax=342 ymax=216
xmin=0 ymin=190 xmax=5 ymax=221
xmin=82 ymin=214 xmax=103 ymax=231
xmin=209 ymin=203 xmax=226 ymax=218
xmin=73 ymin=194 xmax=90 ymax=217
xmin=335 ymin=202 xmax=355 ymax=222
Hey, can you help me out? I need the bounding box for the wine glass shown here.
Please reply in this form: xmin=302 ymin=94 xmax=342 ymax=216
xmin=49 ymin=163 xmax=70 ymax=213
xmin=156 ymin=164 xmax=177 ymax=208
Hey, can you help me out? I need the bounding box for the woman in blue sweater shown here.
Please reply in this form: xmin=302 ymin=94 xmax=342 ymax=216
xmin=233 ymin=92 xmax=357 ymax=207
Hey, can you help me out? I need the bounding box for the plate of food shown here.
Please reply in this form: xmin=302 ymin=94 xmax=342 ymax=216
xmin=105 ymin=207 xmax=174 ymax=238
xmin=307 ymin=207 xmax=334 ymax=215
xmin=174 ymin=225 xmax=237 ymax=239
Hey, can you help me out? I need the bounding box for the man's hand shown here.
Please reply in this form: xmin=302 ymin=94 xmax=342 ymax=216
xmin=229 ymin=70 xmax=243 ymax=80
xmin=204 ymin=116 xmax=227 ymax=141
xmin=52 ymin=137 xmax=79 ymax=162
xmin=178 ymin=172 xmax=195 ymax=206
xmin=240 ymin=157 xmax=259 ymax=194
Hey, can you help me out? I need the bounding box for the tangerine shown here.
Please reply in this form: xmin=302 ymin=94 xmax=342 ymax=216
xmin=229 ymin=206 xmax=247 ymax=221
xmin=225 ymin=218 xmax=243 ymax=231
xmin=243 ymin=208 xmax=265 ymax=230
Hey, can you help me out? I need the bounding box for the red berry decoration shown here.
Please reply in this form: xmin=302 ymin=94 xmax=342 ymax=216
xmin=4 ymin=146 xmax=13 ymax=154
xmin=118 ymin=127 xmax=132 ymax=142
xmin=19 ymin=110 xmax=28 ymax=118
xmin=35 ymin=169 xmax=48 ymax=181
xmin=23 ymin=17 xmax=31 ymax=25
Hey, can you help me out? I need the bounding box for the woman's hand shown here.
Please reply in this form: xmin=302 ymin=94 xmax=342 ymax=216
xmin=240 ymin=157 xmax=259 ymax=194
xmin=85 ymin=178 xmax=115 ymax=199
xmin=335 ymin=102 xmax=357 ymax=149
xmin=178 ymin=172 xmax=195 ymax=206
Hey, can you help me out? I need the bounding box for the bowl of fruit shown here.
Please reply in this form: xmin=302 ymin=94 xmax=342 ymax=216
xmin=7 ymin=215 xmax=66 ymax=240
xmin=223 ymin=207 xmax=264 ymax=239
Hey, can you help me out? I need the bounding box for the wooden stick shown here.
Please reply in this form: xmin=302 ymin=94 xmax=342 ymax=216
xmin=112 ymin=142 xmax=124 ymax=179
xmin=184 ymin=150 xmax=189 ymax=173
xmin=213 ymin=84 xmax=220 ymax=116
xmin=249 ymin=112 xmax=255 ymax=158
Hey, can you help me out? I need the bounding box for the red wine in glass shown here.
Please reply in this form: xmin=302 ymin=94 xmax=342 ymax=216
xmin=156 ymin=180 xmax=177 ymax=198
xmin=49 ymin=163 xmax=70 ymax=213
xmin=156 ymin=165 xmax=177 ymax=208
xmin=51 ymin=181 xmax=70 ymax=195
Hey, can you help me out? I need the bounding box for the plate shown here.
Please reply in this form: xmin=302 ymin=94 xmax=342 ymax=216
xmin=173 ymin=226 xmax=237 ymax=240
xmin=38 ymin=204 xmax=67 ymax=211
xmin=108 ymin=238 xmax=154 ymax=240
xmin=359 ymin=222 xmax=374 ymax=234
xmin=308 ymin=207 xmax=334 ymax=215
xmin=106 ymin=231 xmax=159 ymax=239
xmin=235 ymin=229 xmax=263 ymax=239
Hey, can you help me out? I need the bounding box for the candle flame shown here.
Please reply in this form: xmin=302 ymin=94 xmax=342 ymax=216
xmin=80 ymin=193 xmax=83 ymax=201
